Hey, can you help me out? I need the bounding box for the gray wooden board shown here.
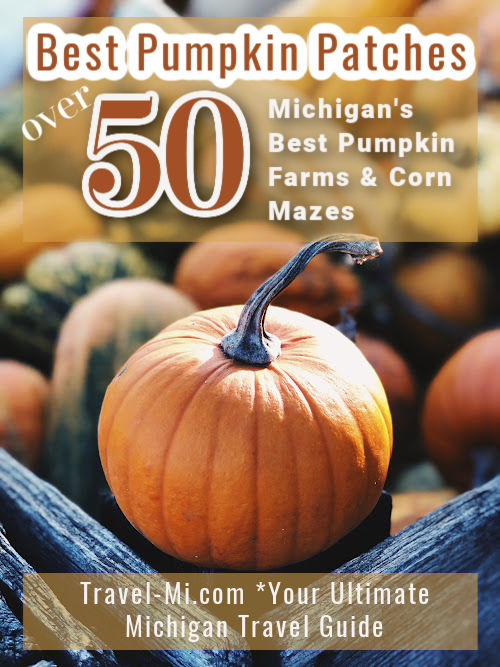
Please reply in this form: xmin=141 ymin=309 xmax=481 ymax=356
xmin=0 ymin=449 xmax=251 ymax=667
xmin=279 ymin=475 xmax=500 ymax=665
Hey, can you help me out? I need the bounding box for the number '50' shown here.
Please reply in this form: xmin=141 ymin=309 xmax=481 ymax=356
xmin=82 ymin=91 xmax=250 ymax=218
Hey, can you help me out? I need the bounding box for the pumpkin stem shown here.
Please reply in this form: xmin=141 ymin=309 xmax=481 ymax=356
xmin=220 ymin=234 xmax=382 ymax=366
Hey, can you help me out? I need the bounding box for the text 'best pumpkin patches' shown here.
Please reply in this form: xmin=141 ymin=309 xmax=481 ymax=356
xmin=98 ymin=235 xmax=392 ymax=571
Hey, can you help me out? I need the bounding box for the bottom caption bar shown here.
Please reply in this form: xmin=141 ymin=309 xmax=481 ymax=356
xmin=23 ymin=572 xmax=477 ymax=651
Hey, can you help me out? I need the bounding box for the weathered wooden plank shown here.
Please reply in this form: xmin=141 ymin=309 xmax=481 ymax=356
xmin=0 ymin=525 xmax=118 ymax=667
xmin=0 ymin=588 xmax=26 ymax=665
xmin=279 ymin=475 xmax=499 ymax=665
xmin=0 ymin=449 xmax=251 ymax=667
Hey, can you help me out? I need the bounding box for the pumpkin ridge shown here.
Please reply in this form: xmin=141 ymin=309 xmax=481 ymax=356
xmin=117 ymin=357 xmax=225 ymax=558
xmin=163 ymin=308 xmax=236 ymax=340
xmin=205 ymin=379 xmax=223 ymax=568
xmin=160 ymin=360 xmax=231 ymax=564
xmin=103 ymin=362 xmax=178 ymax=527
xmin=281 ymin=358 xmax=390 ymax=548
xmin=140 ymin=371 xmax=199 ymax=559
xmin=122 ymin=371 xmax=172 ymax=542
xmin=100 ymin=356 xmax=152 ymax=482
xmin=321 ymin=377 xmax=377 ymax=545
xmin=269 ymin=367 xmax=304 ymax=564
xmin=252 ymin=371 xmax=260 ymax=571
xmin=363 ymin=350 xmax=394 ymax=444
xmin=279 ymin=373 xmax=300 ymax=566
xmin=272 ymin=364 xmax=335 ymax=555
xmin=333 ymin=347 xmax=393 ymax=450
xmin=154 ymin=331 xmax=225 ymax=348
xmin=332 ymin=382 xmax=371 ymax=527
xmin=361 ymin=382 xmax=393 ymax=451
xmin=102 ymin=349 xmax=194 ymax=489
xmin=145 ymin=371 xmax=206 ymax=560
xmin=104 ymin=341 xmax=206 ymax=424
xmin=341 ymin=377 xmax=392 ymax=500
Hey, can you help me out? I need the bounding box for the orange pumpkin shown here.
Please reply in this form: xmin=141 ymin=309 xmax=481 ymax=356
xmin=99 ymin=235 xmax=392 ymax=570
xmin=278 ymin=0 xmax=422 ymax=19
xmin=357 ymin=333 xmax=416 ymax=445
xmin=391 ymin=489 xmax=457 ymax=535
xmin=417 ymin=0 xmax=496 ymax=16
xmin=194 ymin=220 xmax=304 ymax=244
xmin=394 ymin=249 xmax=489 ymax=359
xmin=416 ymin=1 xmax=500 ymax=98
xmin=395 ymin=251 xmax=488 ymax=327
xmin=0 ymin=360 xmax=49 ymax=468
xmin=174 ymin=223 xmax=360 ymax=324
xmin=422 ymin=330 xmax=500 ymax=490
xmin=0 ymin=183 xmax=101 ymax=281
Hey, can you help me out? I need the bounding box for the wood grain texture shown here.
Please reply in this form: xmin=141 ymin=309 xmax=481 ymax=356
xmin=0 ymin=451 xmax=495 ymax=664
xmin=0 ymin=449 xmax=251 ymax=667
xmin=0 ymin=588 xmax=26 ymax=665
xmin=0 ymin=525 xmax=116 ymax=666
xmin=279 ymin=475 xmax=499 ymax=665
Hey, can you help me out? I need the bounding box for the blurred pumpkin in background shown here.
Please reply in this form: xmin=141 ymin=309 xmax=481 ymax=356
xmin=411 ymin=79 xmax=475 ymax=129
xmin=277 ymin=0 xmax=422 ymax=20
xmin=417 ymin=0 xmax=500 ymax=87
xmin=391 ymin=488 xmax=457 ymax=535
xmin=478 ymin=113 xmax=500 ymax=238
xmin=397 ymin=112 xmax=500 ymax=240
xmin=357 ymin=332 xmax=417 ymax=448
xmin=395 ymin=249 xmax=489 ymax=329
xmin=0 ymin=183 xmax=101 ymax=282
xmin=198 ymin=220 xmax=305 ymax=243
xmin=396 ymin=116 xmax=477 ymax=241
xmin=0 ymin=241 xmax=160 ymax=373
xmin=422 ymin=329 xmax=500 ymax=490
xmin=411 ymin=1 xmax=488 ymax=125
xmin=477 ymin=6 xmax=500 ymax=90
xmin=417 ymin=0 xmax=497 ymax=16
xmin=174 ymin=221 xmax=360 ymax=323
xmin=0 ymin=161 xmax=21 ymax=203
xmin=393 ymin=248 xmax=489 ymax=360
xmin=0 ymin=84 xmax=22 ymax=169
xmin=44 ymin=278 xmax=197 ymax=515
xmin=0 ymin=360 xmax=48 ymax=469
